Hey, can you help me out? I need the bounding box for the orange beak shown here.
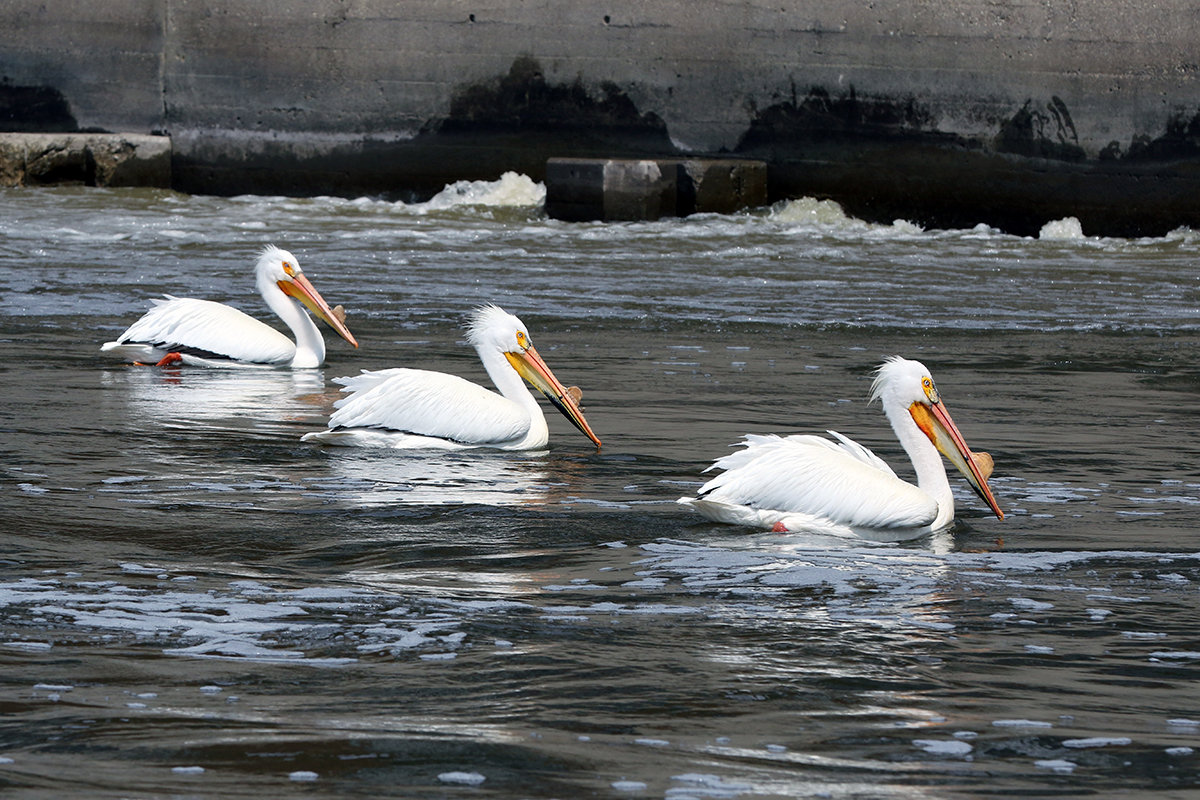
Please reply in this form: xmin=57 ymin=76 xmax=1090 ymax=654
xmin=279 ymin=273 xmax=359 ymax=348
xmin=911 ymin=400 xmax=1004 ymax=519
xmin=505 ymin=345 xmax=601 ymax=448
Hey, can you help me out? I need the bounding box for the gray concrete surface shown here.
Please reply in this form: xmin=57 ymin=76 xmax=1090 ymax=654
xmin=0 ymin=133 xmax=170 ymax=188
xmin=544 ymin=158 xmax=767 ymax=221
xmin=2 ymin=1 xmax=1199 ymax=234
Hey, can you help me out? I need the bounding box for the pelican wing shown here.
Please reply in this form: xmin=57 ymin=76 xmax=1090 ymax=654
xmin=697 ymin=433 xmax=938 ymax=530
xmin=104 ymin=296 xmax=295 ymax=364
xmin=327 ymin=368 xmax=532 ymax=445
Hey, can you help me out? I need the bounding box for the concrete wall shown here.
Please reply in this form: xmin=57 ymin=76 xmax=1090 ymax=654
xmin=3 ymin=0 xmax=1200 ymax=234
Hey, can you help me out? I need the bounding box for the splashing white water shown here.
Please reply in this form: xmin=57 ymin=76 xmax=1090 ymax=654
xmin=420 ymin=171 xmax=546 ymax=211
xmin=1039 ymin=216 xmax=1086 ymax=240
xmin=768 ymin=196 xmax=924 ymax=236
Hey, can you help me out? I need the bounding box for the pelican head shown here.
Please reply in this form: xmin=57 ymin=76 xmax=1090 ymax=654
xmin=467 ymin=305 xmax=601 ymax=447
xmin=256 ymin=245 xmax=358 ymax=348
xmin=871 ymin=356 xmax=1003 ymax=519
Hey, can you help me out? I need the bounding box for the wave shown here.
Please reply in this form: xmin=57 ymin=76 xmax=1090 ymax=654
xmin=419 ymin=171 xmax=545 ymax=212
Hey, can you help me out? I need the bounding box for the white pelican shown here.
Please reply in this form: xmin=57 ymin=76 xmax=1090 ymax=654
xmin=302 ymin=305 xmax=601 ymax=450
xmin=678 ymin=356 xmax=1004 ymax=539
xmin=100 ymin=245 xmax=358 ymax=368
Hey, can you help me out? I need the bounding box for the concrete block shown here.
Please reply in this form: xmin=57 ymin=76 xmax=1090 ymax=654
xmin=679 ymin=159 xmax=768 ymax=214
xmin=543 ymin=158 xmax=606 ymax=222
xmin=546 ymin=156 xmax=766 ymax=221
xmin=0 ymin=133 xmax=170 ymax=188
xmin=546 ymin=157 xmax=678 ymax=222
xmin=602 ymin=159 xmax=678 ymax=221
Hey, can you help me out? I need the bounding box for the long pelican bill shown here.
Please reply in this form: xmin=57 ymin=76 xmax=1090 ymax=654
xmin=505 ymin=346 xmax=601 ymax=448
xmin=910 ymin=400 xmax=1004 ymax=520
xmin=279 ymin=274 xmax=359 ymax=348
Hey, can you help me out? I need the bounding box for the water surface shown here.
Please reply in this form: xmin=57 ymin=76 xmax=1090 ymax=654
xmin=1 ymin=179 xmax=1199 ymax=797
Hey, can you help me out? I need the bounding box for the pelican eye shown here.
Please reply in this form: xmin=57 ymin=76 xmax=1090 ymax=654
xmin=515 ymin=331 xmax=529 ymax=350
xmin=922 ymin=376 xmax=940 ymax=403
xmin=282 ymin=261 xmax=297 ymax=277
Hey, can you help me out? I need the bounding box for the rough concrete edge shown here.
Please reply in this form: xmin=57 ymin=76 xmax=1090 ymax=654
xmin=0 ymin=132 xmax=171 ymax=188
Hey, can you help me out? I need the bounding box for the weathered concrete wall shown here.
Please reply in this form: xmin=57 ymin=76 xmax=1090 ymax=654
xmin=0 ymin=133 xmax=170 ymax=188
xmin=2 ymin=0 xmax=1200 ymax=234
xmin=0 ymin=2 xmax=164 ymax=133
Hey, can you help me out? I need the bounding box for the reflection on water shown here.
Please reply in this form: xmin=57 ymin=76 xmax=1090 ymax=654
xmin=99 ymin=367 xmax=581 ymax=508
xmin=319 ymin=449 xmax=557 ymax=507
xmin=2 ymin=185 xmax=1200 ymax=797
xmin=99 ymin=365 xmax=333 ymax=433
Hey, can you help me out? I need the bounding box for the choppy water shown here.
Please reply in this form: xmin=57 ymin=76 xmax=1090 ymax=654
xmin=2 ymin=177 xmax=1199 ymax=797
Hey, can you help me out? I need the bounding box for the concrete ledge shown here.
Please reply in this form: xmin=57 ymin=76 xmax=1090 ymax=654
xmin=0 ymin=133 xmax=171 ymax=188
xmin=679 ymin=159 xmax=768 ymax=215
xmin=545 ymin=157 xmax=767 ymax=221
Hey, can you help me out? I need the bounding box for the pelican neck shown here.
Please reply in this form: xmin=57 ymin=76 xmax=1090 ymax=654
xmin=886 ymin=400 xmax=955 ymax=527
xmin=258 ymin=273 xmax=325 ymax=368
xmin=477 ymin=343 xmax=549 ymax=447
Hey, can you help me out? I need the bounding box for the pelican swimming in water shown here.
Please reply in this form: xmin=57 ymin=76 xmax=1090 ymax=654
xmin=302 ymin=304 xmax=601 ymax=450
xmin=100 ymin=245 xmax=358 ymax=368
xmin=678 ymin=356 xmax=1004 ymax=539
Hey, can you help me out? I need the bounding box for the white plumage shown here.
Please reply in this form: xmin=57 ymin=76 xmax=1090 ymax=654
xmin=314 ymin=368 xmax=534 ymax=448
xmin=678 ymin=357 xmax=1003 ymax=539
xmin=303 ymin=305 xmax=600 ymax=450
xmin=100 ymin=245 xmax=357 ymax=368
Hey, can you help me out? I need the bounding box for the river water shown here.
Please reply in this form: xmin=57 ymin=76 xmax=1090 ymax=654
xmin=1 ymin=178 xmax=1199 ymax=798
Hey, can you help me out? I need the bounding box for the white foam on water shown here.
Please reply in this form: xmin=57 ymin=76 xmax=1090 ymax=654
xmin=1149 ymin=651 xmax=1200 ymax=660
xmin=0 ymin=574 xmax=472 ymax=665
xmin=2 ymin=543 xmax=1196 ymax=681
xmin=913 ymin=739 xmax=973 ymax=757
xmin=668 ymin=773 xmax=754 ymax=798
xmin=438 ymin=771 xmax=485 ymax=785
xmin=1009 ymin=597 xmax=1054 ymax=611
xmin=1039 ymin=217 xmax=1086 ymax=240
xmin=613 ymin=780 xmax=648 ymax=791
xmin=420 ymin=172 xmax=545 ymax=212
xmin=1062 ymin=737 xmax=1132 ymax=748
xmin=1167 ymin=718 xmax=1200 ymax=727
xmin=1035 ymin=759 xmax=1076 ymax=773
xmin=768 ymin=197 xmax=926 ymax=240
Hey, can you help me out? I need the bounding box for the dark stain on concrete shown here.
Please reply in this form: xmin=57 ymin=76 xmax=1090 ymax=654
xmin=416 ymin=55 xmax=680 ymax=187
xmin=737 ymin=84 xmax=959 ymax=149
xmin=0 ymin=80 xmax=78 ymax=133
xmin=734 ymin=84 xmax=1200 ymax=236
xmin=994 ymin=97 xmax=1085 ymax=162
xmin=437 ymin=55 xmax=670 ymax=139
xmin=1123 ymin=108 xmax=1200 ymax=161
